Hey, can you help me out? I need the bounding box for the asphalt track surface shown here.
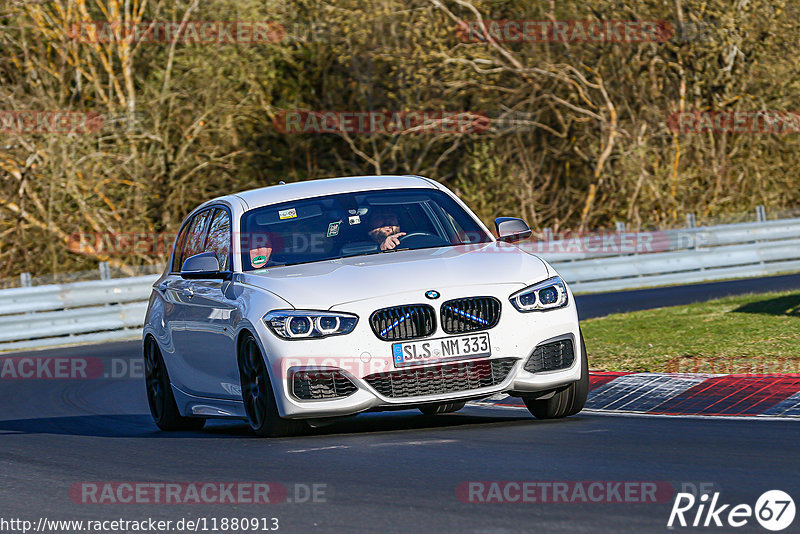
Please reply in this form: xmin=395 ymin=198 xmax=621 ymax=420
xmin=575 ymin=271 xmax=800 ymax=319
xmin=2 ymin=275 xmax=800 ymax=533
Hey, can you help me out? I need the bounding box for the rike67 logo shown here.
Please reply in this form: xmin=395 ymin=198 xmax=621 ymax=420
xmin=668 ymin=490 xmax=795 ymax=531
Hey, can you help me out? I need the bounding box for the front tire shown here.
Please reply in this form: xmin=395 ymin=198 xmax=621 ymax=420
xmin=144 ymin=337 xmax=206 ymax=431
xmin=238 ymin=334 xmax=306 ymax=437
xmin=523 ymin=333 xmax=589 ymax=420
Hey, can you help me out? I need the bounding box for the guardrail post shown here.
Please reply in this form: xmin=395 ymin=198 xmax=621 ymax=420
xmin=20 ymin=272 xmax=32 ymax=288
xmin=686 ymin=213 xmax=697 ymax=228
xmin=99 ymin=261 xmax=111 ymax=281
xmin=543 ymin=227 xmax=553 ymax=242
xmin=615 ymin=222 xmax=626 ymax=233
xmin=754 ymin=206 xmax=768 ymax=266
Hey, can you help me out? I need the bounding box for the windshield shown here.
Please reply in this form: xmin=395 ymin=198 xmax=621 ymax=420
xmin=239 ymin=188 xmax=491 ymax=270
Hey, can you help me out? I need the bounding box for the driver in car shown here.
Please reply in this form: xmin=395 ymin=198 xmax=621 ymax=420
xmin=367 ymin=208 xmax=406 ymax=251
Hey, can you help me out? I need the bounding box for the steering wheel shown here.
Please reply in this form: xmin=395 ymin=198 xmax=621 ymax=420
xmin=395 ymin=232 xmax=450 ymax=249
xmin=397 ymin=232 xmax=434 ymax=242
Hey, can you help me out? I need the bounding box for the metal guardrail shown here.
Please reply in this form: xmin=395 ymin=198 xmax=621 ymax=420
xmin=520 ymin=219 xmax=800 ymax=262
xmin=0 ymin=302 xmax=148 ymax=343
xmin=0 ymin=275 xmax=157 ymax=315
xmin=2 ymin=216 xmax=800 ymax=351
xmin=0 ymin=275 xmax=158 ymax=352
xmin=540 ymin=220 xmax=800 ymax=293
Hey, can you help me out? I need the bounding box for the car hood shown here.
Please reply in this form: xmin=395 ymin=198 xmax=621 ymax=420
xmin=240 ymin=242 xmax=551 ymax=309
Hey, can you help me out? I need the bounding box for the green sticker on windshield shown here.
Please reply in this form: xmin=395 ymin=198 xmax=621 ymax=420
xmin=327 ymin=221 xmax=341 ymax=237
xmin=252 ymin=255 xmax=267 ymax=267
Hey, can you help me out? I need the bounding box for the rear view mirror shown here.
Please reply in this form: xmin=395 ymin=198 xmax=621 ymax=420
xmin=494 ymin=217 xmax=532 ymax=243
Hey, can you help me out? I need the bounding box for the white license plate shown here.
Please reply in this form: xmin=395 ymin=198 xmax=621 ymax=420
xmin=392 ymin=333 xmax=491 ymax=367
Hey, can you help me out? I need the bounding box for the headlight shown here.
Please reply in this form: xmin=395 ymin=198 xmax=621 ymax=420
xmin=509 ymin=276 xmax=569 ymax=312
xmin=263 ymin=310 xmax=358 ymax=339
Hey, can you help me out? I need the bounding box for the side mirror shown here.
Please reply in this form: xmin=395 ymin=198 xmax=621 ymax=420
xmin=181 ymin=252 xmax=231 ymax=280
xmin=494 ymin=217 xmax=532 ymax=243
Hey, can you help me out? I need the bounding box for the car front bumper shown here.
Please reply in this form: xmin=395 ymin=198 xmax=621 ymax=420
xmin=253 ymin=283 xmax=584 ymax=419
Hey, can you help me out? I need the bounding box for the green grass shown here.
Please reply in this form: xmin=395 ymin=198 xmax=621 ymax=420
xmin=581 ymin=290 xmax=800 ymax=374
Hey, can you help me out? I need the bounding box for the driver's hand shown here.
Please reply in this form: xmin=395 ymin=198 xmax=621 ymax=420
xmin=380 ymin=232 xmax=406 ymax=250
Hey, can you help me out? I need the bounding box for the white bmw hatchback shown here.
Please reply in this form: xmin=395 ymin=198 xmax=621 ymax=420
xmin=143 ymin=175 xmax=587 ymax=436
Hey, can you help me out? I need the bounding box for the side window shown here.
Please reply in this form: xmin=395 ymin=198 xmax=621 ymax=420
xmin=204 ymin=208 xmax=231 ymax=271
xmin=180 ymin=210 xmax=212 ymax=269
xmin=171 ymin=222 xmax=192 ymax=272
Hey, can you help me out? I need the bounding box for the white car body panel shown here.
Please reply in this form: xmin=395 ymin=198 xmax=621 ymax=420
xmin=241 ymin=242 xmax=548 ymax=308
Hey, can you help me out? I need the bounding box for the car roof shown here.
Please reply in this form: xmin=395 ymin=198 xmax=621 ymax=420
xmin=211 ymin=175 xmax=439 ymax=211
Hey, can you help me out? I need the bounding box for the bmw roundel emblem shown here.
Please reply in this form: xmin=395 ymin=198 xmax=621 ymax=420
xmin=425 ymin=290 xmax=440 ymax=300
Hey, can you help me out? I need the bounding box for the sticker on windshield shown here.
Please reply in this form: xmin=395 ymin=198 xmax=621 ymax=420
xmin=348 ymin=215 xmax=361 ymax=225
xmin=279 ymin=208 xmax=297 ymax=220
xmin=327 ymin=221 xmax=341 ymax=237
xmin=250 ymin=247 xmax=272 ymax=268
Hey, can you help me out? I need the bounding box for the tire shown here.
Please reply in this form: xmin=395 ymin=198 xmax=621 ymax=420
xmin=419 ymin=401 xmax=467 ymax=415
xmin=144 ymin=337 xmax=206 ymax=431
xmin=238 ymin=334 xmax=306 ymax=437
xmin=523 ymin=332 xmax=589 ymax=420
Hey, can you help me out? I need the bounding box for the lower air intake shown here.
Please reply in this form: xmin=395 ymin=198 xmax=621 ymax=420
xmin=363 ymin=358 xmax=517 ymax=398
xmin=292 ymin=370 xmax=358 ymax=400
xmin=524 ymin=339 xmax=575 ymax=373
